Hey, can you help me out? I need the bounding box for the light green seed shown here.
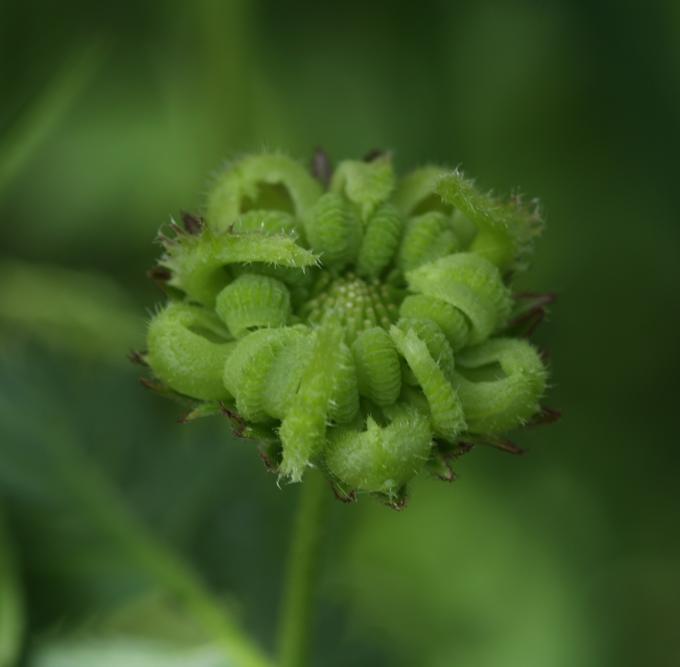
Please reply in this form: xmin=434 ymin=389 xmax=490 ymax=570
xmin=279 ymin=324 xmax=345 ymax=482
xmin=215 ymin=273 xmax=291 ymax=338
xmin=303 ymin=192 xmax=362 ymax=269
xmin=398 ymin=211 xmax=460 ymax=272
xmin=325 ymin=405 xmax=432 ymax=496
xmin=453 ymin=337 xmax=547 ymax=434
xmin=162 ymin=228 xmax=319 ymax=306
xmin=356 ymin=203 xmax=403 ymax=278
xmin=206 ymin=152 xmax=322 ymax=234
xmin=399 ymin=294 xmax=469 ymax=351
xmin=389 ymin=325 xmax=466 ymax=442
xmin=223 ymin=326 xmax=310 ymax=423
xmin=331 ymin=156 xmax=395 ymax=220
xmin=147 ymin=302 xmax=234 ymax=401
xmin=352 ymin=327 xmax=402 ymax=406
xmin=405 ymin=252 xmax=512 ymax=345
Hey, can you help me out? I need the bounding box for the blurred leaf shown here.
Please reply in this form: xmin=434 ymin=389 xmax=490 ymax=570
xmin=29 ymin=594 xmax=236 ymax=667
xmin=0 ymin=260 xmax=142 ymax=363
xmin=0 ymin=508 xmax=24 ymax=667
xmin=31 ymin=638 xmax=229 ymax=667
xmin=0 ymin=41 xmax=105 ymax=196
xmin=0 ymin=355 xmax=272 ymax=667
xmin=333 ymin=480 xmax=599 ymax=667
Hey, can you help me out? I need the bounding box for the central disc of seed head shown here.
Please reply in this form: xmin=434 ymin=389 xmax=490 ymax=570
xmin=300 ymin=272 xmax=402 ymax=342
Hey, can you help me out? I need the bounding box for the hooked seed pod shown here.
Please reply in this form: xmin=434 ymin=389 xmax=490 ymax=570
xmin=146 ymin=302 xmax=234 ymax=401
xmin=325 ymin=405 xmax=432 ymax=497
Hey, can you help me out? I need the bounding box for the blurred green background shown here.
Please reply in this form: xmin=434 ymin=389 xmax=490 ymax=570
xmin=1 ymin=1 xmax=679 ymax=665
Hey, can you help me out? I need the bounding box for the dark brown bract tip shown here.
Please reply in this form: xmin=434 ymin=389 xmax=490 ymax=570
xmin=330 ymin=481 xmax=357 ymax=504
xmin=363 ymin=148 xmax=386 ymax=162
xmin=181 ymin=211 xmax=204 ymax=235
xmin=311 ymin=147 xmax=332 ymax=187
xmin=127 ymin=350 xmax=148 ymax=367
xmin=147 ymin=266 xmax=172 ymax=284
xmin=472 ymin=436 xmax=525 ymax=455
xmin=385 ymin=490 xmax=409 ymax=511
xmin=528 ymin=406 xmax=562 ymax=427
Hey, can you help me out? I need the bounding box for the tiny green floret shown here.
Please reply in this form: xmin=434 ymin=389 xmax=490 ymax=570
xmin=142 ymin=150 xmax=556 ymax=505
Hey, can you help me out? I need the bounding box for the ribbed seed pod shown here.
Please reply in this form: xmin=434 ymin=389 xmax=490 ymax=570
xmin=161 ymin=228 xmax=319 ymax=306
xmin=261 ymin=331 xmax=315 ymax=419
xmin=396 ymin=318 xmax=455 ymax=383
xmin=406 ymin=253 xmax=512 ymax=346
xmin=393 ymin=166 xmax=479 ymax=255
xmin=206 ymin=153 xmax=322 ymax=234
xmin=215 ymin=273 xmax=291 ymax=338
xmin=328 ymin=343 xmax=360 ymax=424
xmin=399 ymin=294 xmax=469 ymax=351
xmin=352 ymin=327 xmax=401 ymax=406
xmin=147 ymin=302 xmax=234 ymax=401
xmin=437 ymin=170 xmax=543 ymax=272
xmin=330 ymin=157 xmax=395 ymax=219
xmin=392 ymin=165 xmax=448 ymax=215
xmin=324 ymin=405 xmax=432 ymax=495
xmin=356 ymin=203 xmax=403 ymax=278
xmin=453 ymin=338 xmax=547 ymax=434
xmin=398 ymin=211 xmax=460 ymax=272
xmin=279 ymin=324 xmax=345 ymax=481
xmin=303 ymin=192 xmax=362 ymax=269
xmin=389 ymin=325 xmax=466 ymax=442
xmin=223 ymin=326 xmax=311 ymax=423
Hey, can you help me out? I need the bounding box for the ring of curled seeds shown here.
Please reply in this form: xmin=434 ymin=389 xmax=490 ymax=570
xmin=141 ymin=150 xmax=556 ymax=506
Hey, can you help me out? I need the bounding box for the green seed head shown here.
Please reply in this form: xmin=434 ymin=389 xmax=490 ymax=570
xmin=142 ymin=151 xmax=554 ymax=505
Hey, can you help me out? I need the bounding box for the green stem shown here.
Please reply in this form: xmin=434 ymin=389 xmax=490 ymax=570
xmin=0 ymin=507 xmax=24 ymax=667
xmin=277 ymin=469 xmax=329 ymax=667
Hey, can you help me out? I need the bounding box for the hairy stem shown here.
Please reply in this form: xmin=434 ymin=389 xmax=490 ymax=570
xmin=277 ymin=469 xmax=329 ymax=667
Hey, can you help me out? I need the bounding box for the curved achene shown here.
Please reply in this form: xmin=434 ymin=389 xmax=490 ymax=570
xmin=406 ymin=253 xmax=512 ymax=345
xmin=216 ymin=273 xmax=291 ymax=338
xmin=147 ymin=302 xmax=234 ymax=401
xmin=389 ymin=325 xmax=466 ymax=442
xmin=325 ymin=405 xmax=432 ymax=496
xmin=206 ymin=153 xmax=322 ymax=234
xmin=453 ymin=337 xmax=547 ymax=434
xmin=161 ymin=228 xmax=319 ymax=307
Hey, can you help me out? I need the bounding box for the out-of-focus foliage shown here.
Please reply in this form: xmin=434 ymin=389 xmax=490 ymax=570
xmin=1 ymin=0 xmax=679 ymax=666
xmin=32 ymin=640 xmax=227 ymax=667
xmin=0 ymin=510 xmax=23 ymax=667
xmin=0 ymin=260 xmax=142 ymax=361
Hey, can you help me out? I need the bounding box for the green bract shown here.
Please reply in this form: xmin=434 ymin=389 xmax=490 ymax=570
xmin=143 ymin=151 xmax=551 ymax=503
